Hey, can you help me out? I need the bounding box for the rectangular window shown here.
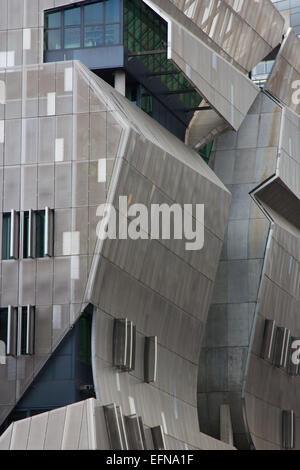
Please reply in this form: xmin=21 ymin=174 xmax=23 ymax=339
xmin=22 ymin=211 xmax=30 ymax=259
xmin=44 ymin=0 xmax=122 ymax=53
xmin=105 ymin=23 xmax=120 ymax=45
xmin=84 ymin=3 xmax=104 ymax=24
xmin=18 ymin=306 xmax=35 ymax=356
xmin=106 ymin=0 xmax=121 ymax=23
xmin=44 ymin=10 xmax=62 ymax=51
xmin=64 ymin=7 xmax=81 ymax=26
xmin=35 ymin=210 xmax=45 ymax=258
xmin=45 ymin=11 xmax=61 ymax=28
xmin=79 ymin=315 xmax=92 ymax=365
xmin=0 ymin=308 xmax=8 ymax=351
xmin=0 ymin=306 xmax=17 ymax=356
xmin=64 ymin=27 xmax=81 ymax=49
xmin=2 ymin=211 xmax=19 ymax=260
xmin=44 ymin=29 xmax=61 ymax=50
xmin=2 ymin=213 xmax=11 ymax=260
xmin=84 ymin=25 xmax=104 ymax=47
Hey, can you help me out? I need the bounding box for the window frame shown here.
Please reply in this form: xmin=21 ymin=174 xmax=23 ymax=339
xmin=44 ymin=0 xmax=122 ymax=52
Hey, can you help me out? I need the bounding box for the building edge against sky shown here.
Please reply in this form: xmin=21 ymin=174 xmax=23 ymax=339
xmin=0 ymin=0 xmax=299 ymax=450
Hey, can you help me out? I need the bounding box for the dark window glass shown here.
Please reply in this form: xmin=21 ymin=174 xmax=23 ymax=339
xmin=44 ymin=29 xmax=61 ymax=50
xmin=64 ymin=7 xmax=81 ymax=26
xmin=30 ymin=409 xmax=51 ymax=417
xmin=84 ymin=25 xmax=104 ymax=47
xmin=45 ymin=11 xmax=61 ymax=28
xmin=23 ymin=211 xmax=29 ymax=259
xmin=105 ymin=23 xmax=119 ymax=45
xmin=20 ymin=307 xmax=27 ymax=356
xmin=0 ymin=308 xmax=8 ymax=347
xmin=84 ymin=2 xmax=104 ymax=24
xmin=36 ymin=210 xmax=45 ymax=258
xmin=64 ymin=27 xmax=81 ymax=48
xmin=2 ymin=213 xmax=11 ymax=260
xmin=106 ymin=0 xmax=121 ymax=23
xmin=79 ymin=315 xmax=92 ymax=365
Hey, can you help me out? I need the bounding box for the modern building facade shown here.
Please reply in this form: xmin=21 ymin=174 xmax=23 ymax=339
xmin=0 ymin=0 xmax=298 ymax=451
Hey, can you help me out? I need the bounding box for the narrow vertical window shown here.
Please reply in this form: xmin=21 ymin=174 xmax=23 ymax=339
xmin=0 ymin=308 xmax=8 ymax=353
xmin=2 ymin=211 xmax=19 ymax=260
xmin=44 ymin=10 xmax=62 ymax=50
xmin=18 ymin=306 xmax=35 ymax=356
xmin=22 ymin=211 xmax=30 ymax=259
xmin=2 ymin=213 xmax=11 ymax=260
xmin=36 ymin=210 xmax=45 ymax=258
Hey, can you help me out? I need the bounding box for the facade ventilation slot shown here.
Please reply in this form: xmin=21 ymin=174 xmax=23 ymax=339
xmin=104 ymin=403 xmax=129 ymax=450
xmin=10 ymin=209 xmax=19 ymax=259
xmin=113 ymin=318 xmax=136 ymax=371
xmin=274 ymin=327 xmax=290 ymax=369
xmin=144 ymin=336 xmax=158 ymax=383
xmin=17 ymin=305 xmax=35 ymax=356
xmin=282 ymin=410 xmax=295 ymax=450
xmin=151 ymin=425 xmax=166 ymax=450
xmin=6 ymin=305 xmax=17 ymax=356
xmin=125 ymin=414 xmax=145 ymax=450
xmin=261 ymin=319 xmax=276 ymax=361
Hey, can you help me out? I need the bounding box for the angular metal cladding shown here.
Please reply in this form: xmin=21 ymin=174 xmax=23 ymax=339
xmin=150 ymin=0 xmax=284 ymax=73
xmin=0 ymin=55 xmax=232 ymax=449
xmin=167 ymin=19 xmax=260 ymax=132
xmin=266 ymin=28 xmax=300 ymax=116
xmin=201 ymin=86 xmax=300 ymax=449
xmin=0 ymin=398 xmax=234 ymax=449
xmin=78 ymin=63 xmax=232 ymax=448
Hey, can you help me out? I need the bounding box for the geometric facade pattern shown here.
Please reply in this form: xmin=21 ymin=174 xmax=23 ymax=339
xmin=1 ymin=0 xmax=300 ymax=451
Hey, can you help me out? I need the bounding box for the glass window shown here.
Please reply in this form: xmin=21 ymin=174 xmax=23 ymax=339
xmin=79 ymin=315 xmax=92 ymax=365
xmin=0 ymin=308 xmax=8 ymax=348
xmin=2 ymin=213 xmax=11 ymax=260
xmin=64 ymin=27 xmax=81 ymax=49
xmin=84 ymin=2 xmax=104 ymax=24
xmin=105 ymin=23 xmax=120 ymax=45
xmin=20 ymin=307 xmax=27 ymax=356
xmin=44 ymin=29 xmax=61 ymax=50
xmin=84 ymin=25 xmax=104 ymax=47
xmin=36 ymin=210 xmax=45 ymax=258
xmin=44 ymin=0 xmax=122 ymax=52
xmin=23 ymin=212 xmax=29 ymax=259
xmin=45 ymin=11 xmax=61 ymax=28
xmin=64 ymin=7 xmax=81 ymax=26
xmin=106 ymin=0 xmax=121 ymax=23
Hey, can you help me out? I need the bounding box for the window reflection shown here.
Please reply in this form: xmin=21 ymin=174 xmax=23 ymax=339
xmin=106 ymin=0 xmax=121 ymax=23
xmin=84 ymin=25 xmax=104 ymax=47
xmin=84 ymin=3 xmax=104 ymax=24
xmin=44 ymin=30 xmax=61 ymax=50
xmin=44 ymin=0 xmax=122 ymax=52
xmin=64 ymin=28 xmax=81 ymax=49
xmin=64 ymin=7 xmax=81 ymax=26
